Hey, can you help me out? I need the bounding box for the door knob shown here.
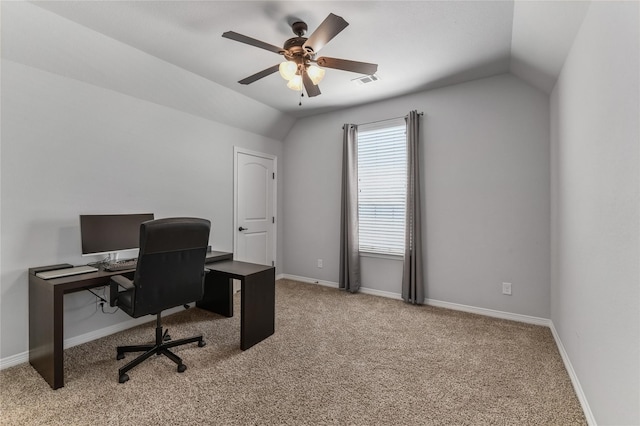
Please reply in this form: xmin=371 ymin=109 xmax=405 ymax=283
xmin=238 ymin=226 xmax=248 ymax=231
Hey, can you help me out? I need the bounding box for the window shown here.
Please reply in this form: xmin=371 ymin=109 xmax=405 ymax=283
xmin=357 ymin=118 xmax=407 ymax=255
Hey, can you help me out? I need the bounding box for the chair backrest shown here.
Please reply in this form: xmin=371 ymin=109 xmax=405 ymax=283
xmin=131 ymin=217 xmax=211 ymax=317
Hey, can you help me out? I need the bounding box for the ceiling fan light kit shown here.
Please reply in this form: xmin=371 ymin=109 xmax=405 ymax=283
xmin=222 ymin=13 xmax=378 ymax=99
xmin=307 ymin=65 xmax=326 ymax=85
xmin=279 ymin=60 xmax=323 ymax=88
xmin=287 ymin=75 xmax=303 ymax=91
xmin=279 ymin=61 xmax=298 ymax=81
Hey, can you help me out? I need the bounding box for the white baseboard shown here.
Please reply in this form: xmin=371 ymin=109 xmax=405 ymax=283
xmin=279 ymin=274 xmax=549 ymax=326
xmin=549 ymin=322 xmax=597 ymax=426
xmin=279 ymin=274 xmax=339 ymax=289
xmin=0 ymin=305 xmax=184 ymax=371
xmin=281 ymin=273 xmax=404 ymax=300
xmin=0 ymin=351 xmax=29 ymax=370
xmin=359 ymin=287 xmax=404 ymax=300
xmin=424 ymin=298 xmax=552 ymax=327
xmin=62 ymin=314 xmax=160 ymax=349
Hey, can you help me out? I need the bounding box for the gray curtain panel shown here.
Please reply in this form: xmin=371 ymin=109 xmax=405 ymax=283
xmin=339 ymin=124 xmax=360 ymax=293
xmin=402 ymin=111 xmax=425 ymax=304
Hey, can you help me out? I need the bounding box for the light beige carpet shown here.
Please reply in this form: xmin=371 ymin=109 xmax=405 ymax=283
xmin=0 ymin=279 xmax=586 ymax=425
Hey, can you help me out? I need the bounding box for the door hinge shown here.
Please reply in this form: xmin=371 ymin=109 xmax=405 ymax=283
xmin=272 ymin=172 xmax=275 ymax=179
xmin=272 ymin=217 xmax=275 ymax=224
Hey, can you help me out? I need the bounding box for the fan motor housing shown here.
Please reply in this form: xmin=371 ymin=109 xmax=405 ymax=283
xmin=283 ymin=38 xmax=314 ymax=66
xmin=284 ymin=21 xmax=315 ymax=59
xmin=283 ymin=37 xmax=307 ymax=51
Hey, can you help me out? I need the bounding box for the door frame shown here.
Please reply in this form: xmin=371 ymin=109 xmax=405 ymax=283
xmin=233 ymin=146 xmax=278 ymax=267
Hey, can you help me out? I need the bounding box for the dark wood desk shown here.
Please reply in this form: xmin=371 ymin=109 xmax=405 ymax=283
xmin=28 ymin=251 xmax=274 ymax=389
xmin=198 ymin=260 xmax=275 ymax=350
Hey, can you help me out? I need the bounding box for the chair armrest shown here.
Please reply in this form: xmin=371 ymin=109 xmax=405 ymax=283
xmin=110 ymin=275 xmax=133 ymax=307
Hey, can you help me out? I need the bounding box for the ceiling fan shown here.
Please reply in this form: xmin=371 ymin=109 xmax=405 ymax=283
xmin=222 ymin=13 xmax=378 ymax=98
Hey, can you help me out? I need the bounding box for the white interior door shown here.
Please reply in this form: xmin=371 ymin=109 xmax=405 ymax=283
xmin=234 ymin=148 xmax=276 ymax=267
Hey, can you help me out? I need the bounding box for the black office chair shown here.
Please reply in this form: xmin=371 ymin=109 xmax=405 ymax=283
xmin=109 ymin=217 xmax=210 ymax=384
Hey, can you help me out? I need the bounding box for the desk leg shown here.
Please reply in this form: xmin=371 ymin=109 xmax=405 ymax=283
xmin=197 ymin=271 xmax=233 ymax=317
xmin=240 ymin=268 xmax=275 ymax=350
xmin=29 ymin=276 xmax=65 ymax=389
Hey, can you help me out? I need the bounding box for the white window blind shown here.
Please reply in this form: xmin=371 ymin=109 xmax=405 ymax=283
xmin=357 ymin=119 xmax=407 ymax=255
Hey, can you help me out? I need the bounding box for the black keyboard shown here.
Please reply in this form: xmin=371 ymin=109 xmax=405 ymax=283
xmin=105 ymin=258 xmax=137 ymax=271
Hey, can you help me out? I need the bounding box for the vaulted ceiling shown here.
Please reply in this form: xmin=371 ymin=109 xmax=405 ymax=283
xmin=29 ymin=1 xmax=590 ymax=118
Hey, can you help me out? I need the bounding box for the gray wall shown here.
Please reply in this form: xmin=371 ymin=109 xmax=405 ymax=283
xmin=550 ymin=2 xmax=639 ymax=424
xmin=0 ymin=4 xmax=285 ymax=360
xmin=283 ymin=74 xmax=551 ymax=318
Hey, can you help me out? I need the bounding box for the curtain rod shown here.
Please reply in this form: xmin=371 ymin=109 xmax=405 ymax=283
xmin=342 ymin=112 xmax=423 ymax=129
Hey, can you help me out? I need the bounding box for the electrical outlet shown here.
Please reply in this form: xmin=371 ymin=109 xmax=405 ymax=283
xmin=502 ymin=282 xmax=512 ymax=295
xmin=94 ymin=286 xmax=106 ymax=309
xmin=317 ymin=259 xmax=323 ymax=268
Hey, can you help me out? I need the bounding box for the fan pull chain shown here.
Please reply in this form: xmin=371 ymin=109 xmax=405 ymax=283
xmin=299 ymin=90 xmax=304 ymax=106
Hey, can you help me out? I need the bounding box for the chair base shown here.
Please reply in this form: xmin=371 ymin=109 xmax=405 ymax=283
xmin=116 ymin=313 xmax=205 ymax=383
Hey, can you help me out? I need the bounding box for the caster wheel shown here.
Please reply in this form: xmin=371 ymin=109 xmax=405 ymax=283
xmin=198 ymin=341 xmax=206 ymax=348
xmin=117 ymin=353 xmax=125 ymax=360
xmin=164 ymin=334 xmax=171 ymax=341
xmin=119 ymin=373 xmax=129 ymax=383
xmin=177 ymin=364 xmax=187 ymax=373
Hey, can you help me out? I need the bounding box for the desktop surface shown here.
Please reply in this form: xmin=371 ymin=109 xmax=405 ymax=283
xmin=29 ymin=251 xmax=233 ymax=284
xmin=205 ymin=259 xmax=273 ymax=277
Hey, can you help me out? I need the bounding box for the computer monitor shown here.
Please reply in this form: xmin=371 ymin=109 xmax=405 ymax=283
xmin=79 ymin=213 xmax=154 ymax=258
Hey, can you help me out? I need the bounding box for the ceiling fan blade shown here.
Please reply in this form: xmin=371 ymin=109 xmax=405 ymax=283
xmin=303 ymin=13 xmax=349 ymax=53
xmin=316 ymin=57 xmax=378 ymax=75
xmin=222 ymin=31 xmax=283 ymax=54
xmin=238 ymin=64 xmax=280 ymax=85
xmin=302 ymin=72 xmax=321 ymax=97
